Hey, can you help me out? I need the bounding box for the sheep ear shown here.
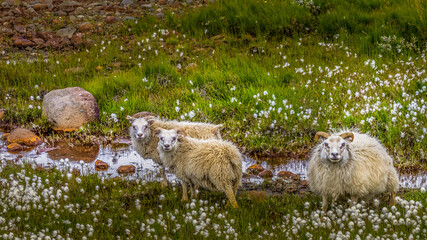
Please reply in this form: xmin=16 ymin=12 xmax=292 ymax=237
xmin=340 ymin=132 xmax=354 ymax=142
xmin=126 ymin=115 xmax=135 ymax=122
xmin=154 ymin=128 xmax=163 ymax=136
xmin=177 ymin=134 xmax=184 ymax=141
xmin=314 ymin=132 xmax=330 ymax=141
xmin=176 ymin=129 xmax=185 ymax=141
xmin=144 ymin=116 xmax=155 ymax=124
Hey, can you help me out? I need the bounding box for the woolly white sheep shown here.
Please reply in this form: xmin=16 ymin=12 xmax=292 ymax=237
xmin=127 ymin=116 xmax=223 ymax=187
xmin=308 ymin=130 xmax=399 ymax=211
xmin=155 ymin=128 xmax=242 ymax=208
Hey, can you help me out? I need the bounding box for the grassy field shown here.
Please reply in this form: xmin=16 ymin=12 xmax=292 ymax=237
xmin=0 ymin=162 xmax=426 ymax=239
xmin=1 ymin=0 xmax=426 ymax=168
xmin=0 ymin=1 xmax=426 ymax=237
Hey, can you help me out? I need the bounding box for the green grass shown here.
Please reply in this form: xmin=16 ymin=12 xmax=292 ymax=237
xmin=0 ymin=162 xmax=425 ymax=239
xmin=0 ymin=0 xmax=426 ymax=168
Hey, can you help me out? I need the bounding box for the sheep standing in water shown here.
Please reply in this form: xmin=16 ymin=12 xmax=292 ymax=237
xmin=128 ymin=116 xmax=222 ymax=187
xmin=308 ymin=130 xmax=399 ymax=211
xmin=156 ymin=128 xmax=242 ymax=208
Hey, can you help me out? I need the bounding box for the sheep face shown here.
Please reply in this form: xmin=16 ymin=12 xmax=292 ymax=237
xmin=129 ymin=118 xmax=154 ymax=141
xmin=155 ymin=128 xmax=183 ymax=152
xmin=315 ymin=132 xmax=354 ymax=164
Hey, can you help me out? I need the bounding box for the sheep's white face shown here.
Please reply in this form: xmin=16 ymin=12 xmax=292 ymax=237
xmin=156 ymin=129 xmax=182 ymax=152
xmin=321 ymin=136 xmax=349 ymax=163
xmin=130 ymin=118 xmax=151 ymax=140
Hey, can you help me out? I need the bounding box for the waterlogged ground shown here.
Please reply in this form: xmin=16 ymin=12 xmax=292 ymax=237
xmin=1 ymin=130 xmax=425 ymax=190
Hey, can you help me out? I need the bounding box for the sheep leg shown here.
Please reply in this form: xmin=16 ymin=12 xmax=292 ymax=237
xmin=389 ymin=192 xmax=396 ymax=206
xmin=181 ymin=181 xmax=189 ymax=202
xmin=322 ymin=195 xmax=328 ymax=212
xmin=189 ymin=182 xmax=196 ymax=199
xmin=233 ymin=181 xmax=239 ymax=196
xmin=225 ymin=185 xmax=239 ymax=208
xmin=160 ymin=166 xmax=168 ymax=188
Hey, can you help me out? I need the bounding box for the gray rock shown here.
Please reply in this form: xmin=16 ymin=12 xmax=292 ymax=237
xmin=121 ymin=0 xmax=134 ymax=6
xmin=140 ymin=4 xmax=152 ymax=8
xmin=56 ymin=26 xmax=76 ymax=39
xmin=1 ymin=1 xmax=15 ymax=8
xmin=42 ymin=87 xmax=100 ymax=131
xmin=59 ymin=1 xmax=81 ymax=8
xmin=54 ymin=10 xmax=67 ymax=16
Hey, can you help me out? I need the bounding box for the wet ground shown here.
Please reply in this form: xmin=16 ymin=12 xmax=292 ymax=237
xmin=0 ymin=130 xmax=425 ymax=189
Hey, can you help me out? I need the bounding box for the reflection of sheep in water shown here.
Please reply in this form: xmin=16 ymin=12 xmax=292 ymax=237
xmin=155 ymin=128 xmax=242 ymax=208
xmin=308 ymin=130 xmax=399 ymax=211
xmin=127 ymin=116 xmax=223 ymax=187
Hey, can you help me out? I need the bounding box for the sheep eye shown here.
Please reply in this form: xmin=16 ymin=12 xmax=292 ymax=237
xmin=341 ymin=143 xmax=346 ymax=148
xmin=160 ymin=137 xmax=164 ymax=141
xmin=324 ymin=143 xmax=329 ymax=148
xmin=133 ymin=126 xmax=137 ymax=129
xmin=172 ymin=137 xmax=176 ymax=141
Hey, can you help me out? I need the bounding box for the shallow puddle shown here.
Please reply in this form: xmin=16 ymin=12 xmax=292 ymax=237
xmin=0 ymin=131 xmax=425 ymax=189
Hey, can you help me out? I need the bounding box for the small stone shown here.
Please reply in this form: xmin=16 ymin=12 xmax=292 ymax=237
xmin=112 ymin=62 xmax=121 ymax=68
xmin=246 ymin=164 xmax=264 ymax=174
xmin=13 ymin=25 xmax=26 ymax=33
xmin=33 ymin=3 xmax=48 ymax=11
xmin=117 ymin=165 xmax=135 ymax=174
xmin=59 ymin=1 xmax=81 ymax=8
xmin=54 ymin=10 xmax=67 ymax=16
xmin=70 ymin=35 xmax=83 ymax=47
xmin=95 ymin=66 xmax=103 ymax=70
xmin=301 ymin=180 xmax=307 ymax=187
xmin=6 ymin=128 xmax=43 ymax=146
xmin=78 ymin=22 xmax=94 ymax=32
xmin=95 ymin=160 xmax=109 ymax=171
xmin=36 ymin=147 xmax=57 ymax=154
xmin=56 ymin=26 xmax=76 ymax=39
xmin=7 ymin=143 xmax=23 ymax=151
xmin=32 ymin=38 xmax=45 ymax=45
xmin=121 ymin=0 xmax=134 ymax=6
xmin=277 ymin=171 xmax=300 ymax=180
xmin=74 ymin=6 xmax=84 ymax=15
xmin=258 ymin=170 xmax=273 ymax=178
xmin=12 ymin=37 xmax=36 ymax=48
xmin=242 ymin=190 xmax=266 ymax=203
xmin=105 ymin=16 xmax=117 ymax=24
xmin=45 ymin=38 xmax=62 ymax=49
xmin=158 ymin=0 xmax=167 ymax=5
xmin=0 ymin=27 xmax=14 ymax=36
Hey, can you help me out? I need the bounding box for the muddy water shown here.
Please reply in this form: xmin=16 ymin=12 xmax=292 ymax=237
xmin=0 ymin=131 xmax=425 ymax=189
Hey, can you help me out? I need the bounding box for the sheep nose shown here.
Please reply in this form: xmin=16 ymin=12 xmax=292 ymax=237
xmin=137 ymin=133 xmax=143 ymax=138
xmin=331 ymin=152 xmax=338 ymax=158
xmin=164 ymin=144 xmax=170 ymax=148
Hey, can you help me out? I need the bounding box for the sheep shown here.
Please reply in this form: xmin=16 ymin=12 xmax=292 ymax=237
xmin=307 ymin=129 xmax=399 ymax=211
xmin=155 ymin=128 xmax=242 ymax=208
xmin=127 ymin=116 xmax=223 ymax=188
